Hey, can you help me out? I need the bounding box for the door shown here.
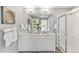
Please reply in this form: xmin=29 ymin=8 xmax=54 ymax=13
xmin=58 ymin=16 xmax=66 ymax=51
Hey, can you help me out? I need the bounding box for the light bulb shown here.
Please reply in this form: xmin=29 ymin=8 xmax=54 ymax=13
xmin=26 ymin=8 xmax=33 ymax=11
xmin=41 ymin=8 xmax=49 ymax=12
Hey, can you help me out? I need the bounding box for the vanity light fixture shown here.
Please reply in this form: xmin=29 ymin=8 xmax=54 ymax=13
xmin=40 ymin=6 xmax=49 ymax=12
xmin=41 ymin=8 xmax=49 ymax=14
xmin=26 ymin=8 xmax=33 ymax=11
xmin=26 ymin=8 xmax=33 ymax=13
xmin=41 ymin=8 xmax=49 ymax=12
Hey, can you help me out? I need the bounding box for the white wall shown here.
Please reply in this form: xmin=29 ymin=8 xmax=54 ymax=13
xmin=57 ymin=9 xmax=79 ymax=53
xmin=52 ymin=8 xmax=72 ymax=16
xmin=0 ymin=6 xmax=24 ymax=53
xmin=67 ymin=10 xmax=79 ymax=53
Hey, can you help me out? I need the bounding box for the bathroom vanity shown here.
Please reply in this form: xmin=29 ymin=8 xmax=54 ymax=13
xmin=18 ymin=11 xmax=55 ymax=52
xmin=18 ymin=32 xmax=55 ymax=52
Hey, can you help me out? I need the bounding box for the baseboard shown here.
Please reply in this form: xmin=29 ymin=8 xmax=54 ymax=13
xmin=19 ymin=51 xmax=54 ymax=53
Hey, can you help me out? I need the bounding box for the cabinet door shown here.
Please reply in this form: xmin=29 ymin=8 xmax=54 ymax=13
xmin=18 ymin=38 xmax=37 ymax=51
xmin=38 ymin=38 xmax=55 ymax=51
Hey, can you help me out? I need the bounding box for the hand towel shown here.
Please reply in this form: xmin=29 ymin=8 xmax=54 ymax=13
xmin=3 ymin=28 xmax=17 ymax=47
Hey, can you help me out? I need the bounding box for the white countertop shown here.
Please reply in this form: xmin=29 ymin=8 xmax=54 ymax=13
xmin=18 ymin=31 xmax=55 ymax=36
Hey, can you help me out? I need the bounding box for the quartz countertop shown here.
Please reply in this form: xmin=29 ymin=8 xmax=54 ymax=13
xmin=18 ymin=31 xmax=55 ymax=36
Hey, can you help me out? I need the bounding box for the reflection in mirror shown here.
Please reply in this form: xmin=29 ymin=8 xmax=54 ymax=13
xmin=26 ymin=15 xmax=49 ymax=34
xmin=41 ymin=18 xmax=48 ymax=32
xmin=32 ymin=18 xmax=41 ymax=34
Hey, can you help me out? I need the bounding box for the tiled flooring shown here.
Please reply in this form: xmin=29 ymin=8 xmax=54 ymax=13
xmin=54 ymin=47 xmax=62 ymax=53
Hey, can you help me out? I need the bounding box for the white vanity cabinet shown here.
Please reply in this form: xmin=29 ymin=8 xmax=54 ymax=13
xmin=18 ymin=33 xmax=55 ymax=52
xmin=38 ymin=38 xmax=55 ymax=51
xmin=18 ymin=38 xmax=37 ymax=51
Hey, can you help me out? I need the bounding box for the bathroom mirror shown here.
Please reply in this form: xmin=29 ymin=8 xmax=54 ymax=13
xmin=26 ymin=14 xmax=49 ymax=33
xmin=27 ymin=15 xmax=41 ymax=33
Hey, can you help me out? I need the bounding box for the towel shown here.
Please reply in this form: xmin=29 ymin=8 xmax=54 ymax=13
xmin=3 ymin=28 xmax=17 ymax=47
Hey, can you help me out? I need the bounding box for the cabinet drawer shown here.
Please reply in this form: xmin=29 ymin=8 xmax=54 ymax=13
xmin=18 ymin=35 xmax=55 ymax=39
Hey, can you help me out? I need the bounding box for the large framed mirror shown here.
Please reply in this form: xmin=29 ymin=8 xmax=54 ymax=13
xmin=26 ymin=14 xmax=49 ymax=34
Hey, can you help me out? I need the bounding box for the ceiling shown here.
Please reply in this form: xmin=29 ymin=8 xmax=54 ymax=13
xmin=24 ymin=6 xmax=78 ymax=9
